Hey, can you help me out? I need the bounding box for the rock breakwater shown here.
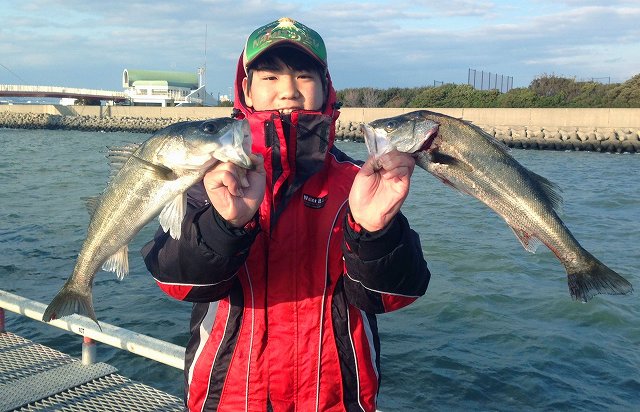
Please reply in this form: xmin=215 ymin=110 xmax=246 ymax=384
xmin=0 ymin=112 xmax=184 ymax=134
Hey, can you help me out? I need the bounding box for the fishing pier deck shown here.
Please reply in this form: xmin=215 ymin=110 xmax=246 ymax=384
xmin=0 ymin=291 xmax=185 ymax=411
xmin=0 ymin=332 xmax=184 ymax=411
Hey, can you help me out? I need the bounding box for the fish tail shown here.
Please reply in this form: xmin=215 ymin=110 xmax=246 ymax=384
xmin=42 ymin=286 xmax=100 ymax=328
xmin=567 ymin=254 xmax=633 ymax=302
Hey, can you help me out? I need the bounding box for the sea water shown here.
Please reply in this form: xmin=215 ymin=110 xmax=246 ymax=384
xmin=1 ymin=128 xmax=638 ymax=411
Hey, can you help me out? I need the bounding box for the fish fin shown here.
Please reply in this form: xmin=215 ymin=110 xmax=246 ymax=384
xmin=159 ymin=193 xmax=186 ymax=240
xmin=107 ymin=143 xmax=141 ymax=155
xmin=509 ymin=227 xmax=543 ymax=253
xmin=42 ymin=286 xmax=100 ymax=329
xmin=472 ymin=124 xmax=512 ymax=153
xmin=101 ymin=245 xmax=129 ymax=280
xmin=130 ymin=155 xmax=179 ymax=181
xmin=106 ymin=143 xmax=141 ymax=176
xmin=107 ymin=143 xmax=178 ymax=181
xmin=566 ymin=253 xmax=633 ymax=302
xmin=82 ymin=196 xmax=101 ymax=218
xmin=529 ymin=171 xmax=564 ymax=214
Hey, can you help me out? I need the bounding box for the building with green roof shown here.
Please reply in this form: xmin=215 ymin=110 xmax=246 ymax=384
xmin=122 ymin=69 xmax=215 ymax=106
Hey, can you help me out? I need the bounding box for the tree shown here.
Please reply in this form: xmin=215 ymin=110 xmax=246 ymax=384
xmin=608 ymin=74 xmax=640 ymax=107
xmin=339 ymin=89 xmax=361 ymax=107
xmin=361 ymin=88 xmax=380 ymax=107
xmin=496 ymin=88 xmax=540 ymax=108
xmin=334 ymin=72 xmax=640 ymax=108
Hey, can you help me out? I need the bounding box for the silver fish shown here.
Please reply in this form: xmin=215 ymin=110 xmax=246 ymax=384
xmin=43 ymin=118 xmax=253 ymax=325
xmin=363 ymin=110 xmax=633 ymax=302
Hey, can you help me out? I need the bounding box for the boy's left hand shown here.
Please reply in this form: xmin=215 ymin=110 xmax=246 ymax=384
xmin=348 ymin=150 xmax=415 ymax=232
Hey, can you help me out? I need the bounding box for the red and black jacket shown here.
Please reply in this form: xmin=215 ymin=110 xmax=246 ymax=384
xmin=142 ymin=56 xmax=430 ymax=412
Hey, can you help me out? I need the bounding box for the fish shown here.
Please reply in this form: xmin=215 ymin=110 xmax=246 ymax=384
xmin=43 ymin=118 xmax=253 ymax=326
xmin=362 ymin=110 xmax=633 ymax=302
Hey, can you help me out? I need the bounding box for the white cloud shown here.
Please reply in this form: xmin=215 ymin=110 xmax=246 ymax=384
xmin=1 ymin=0 xmax=638 ymax=92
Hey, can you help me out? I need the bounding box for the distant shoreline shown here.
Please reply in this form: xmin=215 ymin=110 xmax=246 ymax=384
xmin=1 ymin=106 xmax=639 ymax=153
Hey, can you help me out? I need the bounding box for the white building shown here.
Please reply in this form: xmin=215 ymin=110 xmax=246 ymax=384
xmin=122 ymin=68 xmax=216 ymax=106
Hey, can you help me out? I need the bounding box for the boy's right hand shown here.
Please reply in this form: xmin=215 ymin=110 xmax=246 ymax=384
xmin=203 ymin=153 xmax=266 ymax=228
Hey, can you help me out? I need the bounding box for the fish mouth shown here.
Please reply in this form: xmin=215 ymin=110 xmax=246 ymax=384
xmin=224 ymin=119 xmax=254 ymax=169
xmin=420 ymin=124 xmax=440 ymax=152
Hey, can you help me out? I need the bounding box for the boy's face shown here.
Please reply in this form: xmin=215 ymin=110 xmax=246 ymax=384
xmin=242 ymin=57 xmax=325 ymax=113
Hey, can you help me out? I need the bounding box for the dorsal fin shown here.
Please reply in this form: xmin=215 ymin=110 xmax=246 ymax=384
xmin=82 ymin=196 xmax=101 ymax=218
xmin=106 ymin=143 xmax=141 ymax=177
xmin=529 ymin=170 xmax=564 ymax=214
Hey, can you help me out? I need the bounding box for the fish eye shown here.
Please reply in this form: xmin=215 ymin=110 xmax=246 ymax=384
xmin=384 ymin=120 xmax=398 ymax=132
xmin=203 ymin=122 xmax=221 ymax=134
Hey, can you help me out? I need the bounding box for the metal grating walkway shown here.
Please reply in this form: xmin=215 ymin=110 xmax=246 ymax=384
xmin=0 ymin=332 xmax=185 ymax=411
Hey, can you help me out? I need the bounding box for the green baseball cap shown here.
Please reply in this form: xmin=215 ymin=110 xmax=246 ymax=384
xmin=243 ymin=17 xmax=327 ymax=71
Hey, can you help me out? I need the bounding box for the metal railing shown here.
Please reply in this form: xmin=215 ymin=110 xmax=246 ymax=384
xmin=0 ymin=290 xmax=184 ymax=369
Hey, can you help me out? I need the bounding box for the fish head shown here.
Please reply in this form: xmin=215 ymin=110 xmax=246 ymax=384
xmin=362 ymin=111 xmax=440 ymax=157
xmin=151 ymin=118 xmax=253 ymax=172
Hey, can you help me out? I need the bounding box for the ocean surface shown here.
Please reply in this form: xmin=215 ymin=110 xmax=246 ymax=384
xmin=0 ymin=127 xmax=638 ymax=411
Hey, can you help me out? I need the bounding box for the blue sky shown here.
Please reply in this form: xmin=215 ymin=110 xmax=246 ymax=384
xmin=1 ymin=0 xmax=639 ymax=98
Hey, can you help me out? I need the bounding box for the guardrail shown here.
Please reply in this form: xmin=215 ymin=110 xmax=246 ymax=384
xmin=0 ymin=290 xmax=184 ymax=369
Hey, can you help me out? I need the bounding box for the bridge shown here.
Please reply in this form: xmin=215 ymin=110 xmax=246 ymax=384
xmin=0 ymin=84 xmax=128 ymax=103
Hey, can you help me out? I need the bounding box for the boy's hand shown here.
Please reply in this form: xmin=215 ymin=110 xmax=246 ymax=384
xmin=348 ymin=150 xmax=415 ymax=232
xmin=204 ymin=154 xmax=266 ymax=228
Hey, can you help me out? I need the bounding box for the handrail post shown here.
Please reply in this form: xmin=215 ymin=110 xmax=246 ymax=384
xmin=82 ymin=336 xmax=97 ymax=365
xmin=0 ymin=307 xmax=5 ymax=332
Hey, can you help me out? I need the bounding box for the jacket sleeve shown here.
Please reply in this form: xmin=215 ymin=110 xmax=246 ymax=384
xmin=341 ymin=207 xmax=430 ymax=314
xmin=141 ymin=182 xmax=260 ymax=303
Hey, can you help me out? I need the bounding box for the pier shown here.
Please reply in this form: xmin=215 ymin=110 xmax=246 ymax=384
xmin=0 ymin=290 xmax=185 ymax=411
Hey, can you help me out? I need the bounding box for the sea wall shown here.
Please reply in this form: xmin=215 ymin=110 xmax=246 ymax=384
xmin=1 ymin=105 xmax=639 ymax=153
xmin=335 ymin=108 xmax=640 ymax=153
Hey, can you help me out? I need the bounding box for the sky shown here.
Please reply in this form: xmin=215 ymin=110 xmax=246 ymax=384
xmin=1 ymin=0 xmax=639 ymax=99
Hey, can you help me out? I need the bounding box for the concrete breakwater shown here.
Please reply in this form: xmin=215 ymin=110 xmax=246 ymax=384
xmin=0 ymin=111 xmax=180 ymax=134
xmin=1 ymin=106 xmax=639 ymax=153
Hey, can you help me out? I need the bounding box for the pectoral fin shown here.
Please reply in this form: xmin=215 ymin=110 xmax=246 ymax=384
xmin=159 ymin=193 xmax=186 ymax=239
xmin=102 ymin=245 xmax=129 ymax=280
xmin=131 ymin=155 xmax=178 ymax=180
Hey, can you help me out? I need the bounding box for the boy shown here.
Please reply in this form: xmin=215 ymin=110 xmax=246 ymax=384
xmin=143 ymin=17 xmax=430 ymax=412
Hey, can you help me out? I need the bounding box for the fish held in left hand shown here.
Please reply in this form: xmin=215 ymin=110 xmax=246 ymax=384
xmin=43 ymin=118 xmax=253 ymax=326
xmin=362 ymin=110 xmax=633 ymax=302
